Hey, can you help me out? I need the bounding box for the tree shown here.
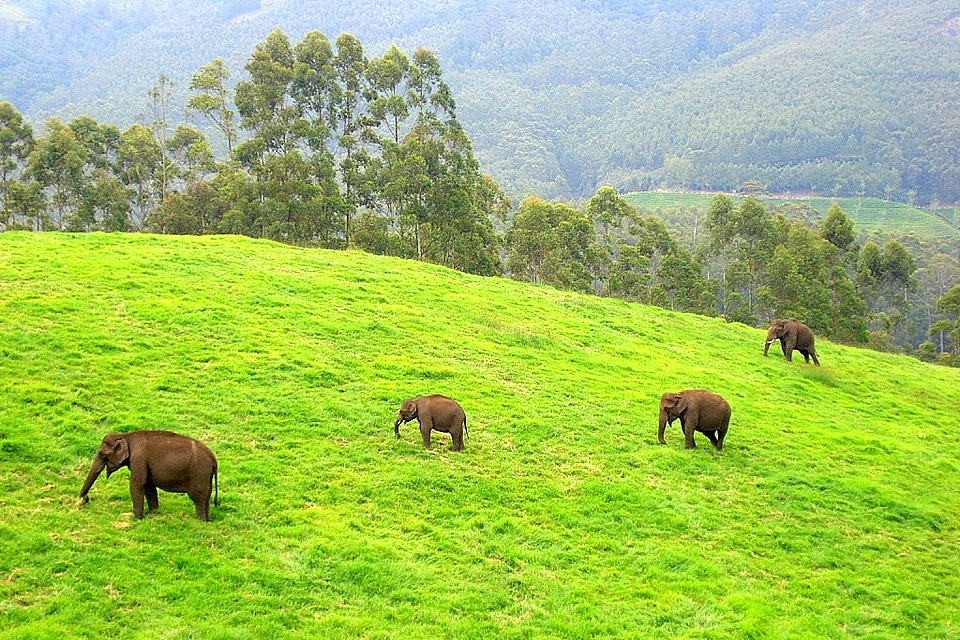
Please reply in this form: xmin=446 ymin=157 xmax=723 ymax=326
xmin=166 ymin=125 xmax=217 ymax=187
xmin=188 ymin=59 xmax=237 ymax=153
xmin=934 ymin=284 xmax=960 ymax=357
xmin=705 ymin=194 xmax=775 ymax=323
xmin=819 ymin=203 xmax=854 ymax=251
xmin=117 ymin=123 xmax=164 ymax=230
xmin=147 ymin=74 xmax=178 ymax=201
xmin=27 ymin=119 xmax=86 ymax=230
xmin=506 ymin=196 xmax=605 ymax=293
xmin=587 ymin=186 xmax=636 ymax=258
xmin=0 ymin=102 xmax=35 ymax=229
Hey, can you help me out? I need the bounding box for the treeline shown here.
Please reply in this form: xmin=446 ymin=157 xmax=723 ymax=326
xmin=1 ymin=28 xmax=958 ymax=365
xmin=0 ymin=29 xmax=506 ymax=275
xmin=506 ymin=190 xmax=960 ymax=366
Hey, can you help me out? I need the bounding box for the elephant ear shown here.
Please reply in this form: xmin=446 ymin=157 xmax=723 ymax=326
xmin=674 ymin=393 xmax=690 ymax=415
xmin=107 ymin=437 xmax=129 ymax=468
xmin=662 ymin=393 xmax=684 ymax=413
xmin=401 ymin=399 xmax=418 ymax=418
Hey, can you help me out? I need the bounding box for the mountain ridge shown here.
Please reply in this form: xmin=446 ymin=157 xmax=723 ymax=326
xmin=2 ymin=0 xmax=958 ymax=202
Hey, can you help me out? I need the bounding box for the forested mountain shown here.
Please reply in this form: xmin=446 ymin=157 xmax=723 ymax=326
xmin=2 ymin=0 xmax=958 ymax=203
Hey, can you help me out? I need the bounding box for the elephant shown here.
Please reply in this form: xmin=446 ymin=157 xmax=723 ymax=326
xmin=394 ymin=394 xmax=468 ymax=451
xmin=764 ymin=318 xmax=820 ymax=365
xmin=658 ymin=389 xmax=731 ymax=450
xmin=78 ymin=430 xmax=219 ymax=521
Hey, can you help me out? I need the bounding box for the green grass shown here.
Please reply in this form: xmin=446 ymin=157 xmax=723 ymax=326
xmin=1 ymin=232 xmax=959 ymax=639
xmin=624 ymin=192 xmax=959 ymax=238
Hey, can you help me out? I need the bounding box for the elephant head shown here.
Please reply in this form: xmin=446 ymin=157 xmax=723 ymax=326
xmin=765 ymin=318 xmax=787 ymax=342
xmin=394 ymin=399 xmax=418 ymax=437
xmin=78 ymin=434 xmax=130 ymax=503
xmin=763 ymin=319 xmax=789 ymax=355
xmin=658 ymin=392 xmax=688 ymax=444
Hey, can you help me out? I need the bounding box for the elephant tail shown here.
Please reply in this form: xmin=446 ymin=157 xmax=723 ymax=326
xmin=464 ymin=415 xmax=469 ymax=440
xmin=213 ymin=464 xmax=220 ymax=508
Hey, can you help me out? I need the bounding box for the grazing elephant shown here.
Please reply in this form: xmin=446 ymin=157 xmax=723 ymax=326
xmin=658 ymin=389 xmax=731 ymax=450
xmin=78 ymin=430 xmax=219 ymax=521
xmin=764 ymin=318 xmax=820 ymax=365
xmin=395 ymin=394 xmax=468 ymax=451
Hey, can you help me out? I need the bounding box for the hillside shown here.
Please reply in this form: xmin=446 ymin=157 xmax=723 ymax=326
xmin=1 ymin=233 xmax=958 ymax=638
xmin=2 ymin=0 xmax=959 ymax=203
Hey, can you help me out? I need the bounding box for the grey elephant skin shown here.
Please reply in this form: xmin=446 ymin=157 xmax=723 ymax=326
xmin=78 ymin=430 xmax=219 ymax=521
xmin=395 ymin=394 xmax=468 ymax=451
xmin=763 ymin=318 xmax=820 ymax=365
xmin=658 ymin=389 xmax=731 ymax=450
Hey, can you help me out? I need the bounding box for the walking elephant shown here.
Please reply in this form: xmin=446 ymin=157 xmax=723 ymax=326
xmin=658 ymin=389 xmax=731 ymax=450
xmin=764 ymin=318 xmax=820 ymax=365
xmin=394 ymin=394 xmax=468 ymax=451
xmin=78 ymin=430 xmax=219 ymax=521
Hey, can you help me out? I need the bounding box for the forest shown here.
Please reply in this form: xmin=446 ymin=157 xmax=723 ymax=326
xmin=1 ymin=28 xmax=959 ymax=366
xmin=2 ymin=0 xmax=959 ymax=203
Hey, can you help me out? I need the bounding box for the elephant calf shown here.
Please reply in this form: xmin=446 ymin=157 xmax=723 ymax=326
xmin=395 ymin=394 xmax=468 ymax=451
xmin=658 ymin=389 xmax=731 ymax=450
xmin=79 ymin=430 xmax=219 ymax=521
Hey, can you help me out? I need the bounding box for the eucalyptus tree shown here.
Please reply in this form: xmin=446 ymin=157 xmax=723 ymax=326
xmin=27 ymin=119 xmax=86 ymax=231
xmin=915 ymin=254 xmax=960 ymax=353
xmin=188 ymin=58 xmax=237 ymax=153
xmin=934 ymin=284 xmax=960 ymax=357
xmin=704 ymin=194 xmax=776 ymax=323
xmin=0 ymin=102 xmax=35 ymax=228
xmin=166 ymin=125 xmax=217 ymax=188
xmin=233 ymin=28 xmax=310 ymax=241
xmin=116 ymin=123 xmax=164 ymax=230
xmin=506 ymin=196 xmax=605 ymax=293
xmin=65 ymin=116 xmax=129 ymax=231
xmin=291 ymin=30 xmax=349 ymax=246
xmin=147 ymin=74 xmax=178 ymax=202
xmin=857 ymin=238 xmax=917 ymax=343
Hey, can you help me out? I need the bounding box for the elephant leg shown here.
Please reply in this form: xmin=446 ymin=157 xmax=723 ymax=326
xmin=450 ymin=425 xmax=464 ymax=451
xmin=811 ymin=352 xmax=820 ymax=366
xmin=682 ymin=418 xmax=697 ymax=449
xmin=189 ymin=481 xmax=213 ymax=521
xmin=799 ymin=349 xmax=811 ymax=363
xmin=703 ymin=430 xmax=720 ymax=448
xmin=716 ymin=427 xmax=727 ymax=451
xmin=145 ymin=483 xmax=159 ymax=511
xmin=130 ymin=479 xmax=146 ymax=519
xmin=420 ymin=421 xmax=432 ymax=448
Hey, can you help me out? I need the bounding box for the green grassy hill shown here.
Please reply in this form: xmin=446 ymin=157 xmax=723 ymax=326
xmin=624 ymin=192 xmax=959 ymax=239
xmin=1 ymin=232 xmax=958 ymax=639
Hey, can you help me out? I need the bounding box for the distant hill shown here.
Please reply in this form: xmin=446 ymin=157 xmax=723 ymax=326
xmin=624 ymin=192 xmax=960 ymax=242
xmin=2 ymin=0 xmax=959 ymax=203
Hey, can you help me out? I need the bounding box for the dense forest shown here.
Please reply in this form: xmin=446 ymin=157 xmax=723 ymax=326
xmin=1 ymin=28 xmax=959 ymax=366
xmin=2 ymin=0 xmax=959 ymax=203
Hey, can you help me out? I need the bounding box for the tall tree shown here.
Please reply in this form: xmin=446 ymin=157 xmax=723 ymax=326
xmin=27 ymin=119 xmax=86 ymax=231
xmin=935 ymin=285 xmax=960 ymax=358
xmin=506 ymin=196 xmax=605 ymax=293
xmin=0 ymin=102 xmax=35 ymax=229
xmin=819 ymin=202 xmax=855 ymax=251
xmin=188 ymin=59 xmax=237 ymax=153
xmin=117 ymin=123 xmax=164 ymax=230
xmin=147 ymin=74 xmax=178 ymax=202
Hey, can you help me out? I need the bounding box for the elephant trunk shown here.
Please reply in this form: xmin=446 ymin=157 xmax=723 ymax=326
xmin=763 ymin=338 xmax=776 ymax=356
xmin=394 ymin=416 xmax=403 ymax=438
xmin=657 ymin=411 xmax=669 ymax=445
xmin=78 ymin=455 xmax=106 ymax=503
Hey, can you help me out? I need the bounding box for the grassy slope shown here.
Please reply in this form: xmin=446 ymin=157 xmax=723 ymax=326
xmin=624 ymin=192 xmax=958 ymax=239
xmin=0 ymin=232 xmax=958 ymax=639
